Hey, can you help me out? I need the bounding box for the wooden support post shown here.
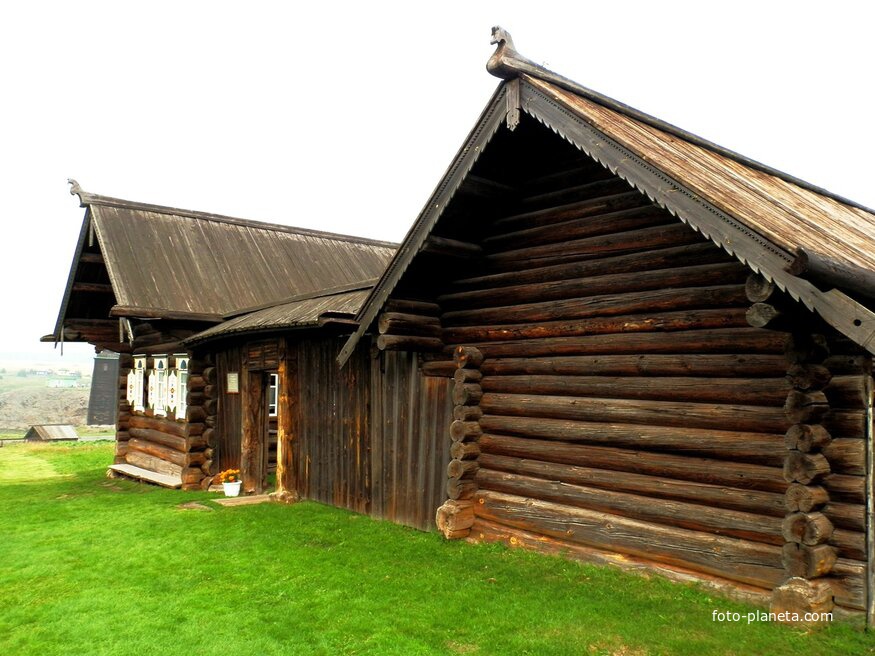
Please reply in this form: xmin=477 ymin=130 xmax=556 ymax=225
xmin=437 ymin=346 xmax=484 ymax=539
xmin=272 ymin=342 xmax=298 ymax=504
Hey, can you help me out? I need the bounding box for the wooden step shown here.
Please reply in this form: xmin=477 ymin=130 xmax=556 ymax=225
xmin=213 ymin=494 xmax=272 ymax=507
xmin=108 ymin=464 xmax=182 ymax=489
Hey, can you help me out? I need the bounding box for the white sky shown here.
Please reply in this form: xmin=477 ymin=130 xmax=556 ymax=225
xmin=1 ymin=1 xmax=872 ymax=365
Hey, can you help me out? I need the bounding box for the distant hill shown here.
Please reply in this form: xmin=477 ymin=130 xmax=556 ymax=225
xmin=0 ymin=376 xmax=91 ymax=431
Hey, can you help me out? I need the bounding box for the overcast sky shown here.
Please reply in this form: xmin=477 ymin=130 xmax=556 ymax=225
xmin=1 ymin=1 xmax=872 ymax=364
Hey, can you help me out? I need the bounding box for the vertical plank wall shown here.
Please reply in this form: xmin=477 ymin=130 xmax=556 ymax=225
xmin=214 ymin=345 xmax=243 ymax=473
xmin=293 ymin=336 xmax=452 ymax=530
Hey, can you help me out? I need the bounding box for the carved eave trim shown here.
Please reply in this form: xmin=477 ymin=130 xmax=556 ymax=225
xmin=337 ymin=84 xmax=509 ymax=366
xmin=485 ymin=27 xmax=874 ymax=213
xmin=517 ymin=79 xmax=875 ymax=354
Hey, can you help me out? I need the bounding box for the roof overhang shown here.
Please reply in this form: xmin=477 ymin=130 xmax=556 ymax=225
xmin=338 ymin=34 xmax=875 ymax=363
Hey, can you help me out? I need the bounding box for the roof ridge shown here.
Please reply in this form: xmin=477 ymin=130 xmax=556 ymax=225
xmin=486 ymin=27 xmax=875 ymax=215
xmin=67 ymin=180 xmax=399 ymax=249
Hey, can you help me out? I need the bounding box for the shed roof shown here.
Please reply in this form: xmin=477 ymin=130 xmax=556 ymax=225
xmin=51 ymin=186 xmax=397 ymax=339
xmin=185 ymin=284 xmax=372 ymax=346
xmin=24 ymin=425 xmax=78 ymax=441
xmin=339 ymin=28 xmax=875 ymax=363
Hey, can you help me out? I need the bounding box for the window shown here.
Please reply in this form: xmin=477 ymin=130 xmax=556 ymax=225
xmin=168 ymin=354 xmax=189 ymax=419
xmin=128 ymin=355 xmax=146 ymax=412
xmin=150 ymin=355 xmax=169 ymax=416
xmin=268 ymin=373 xmax=279 ymax=417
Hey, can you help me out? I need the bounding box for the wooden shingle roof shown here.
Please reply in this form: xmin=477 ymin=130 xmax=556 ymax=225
xmin=51 ymin=186 xmax=396 ymax=339
xmin=340 ymin=28 xmax=875 ymax=363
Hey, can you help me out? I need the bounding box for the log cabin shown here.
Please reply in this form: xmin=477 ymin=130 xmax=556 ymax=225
xmin=336 ymin=29 xmax=875 ymax=622
xmin=44 ymin=183 xmax=402 ymax=492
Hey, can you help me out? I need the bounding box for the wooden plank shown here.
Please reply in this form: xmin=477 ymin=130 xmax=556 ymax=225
xmin=109 ymin=463 xmax=181 ymax=488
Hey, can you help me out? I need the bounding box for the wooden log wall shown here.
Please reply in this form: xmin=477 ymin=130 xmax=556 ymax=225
xmin=114 ymin=321 xmax=211 ymax=490
xmin=746 ymin=276 xmax=873 ymax=616
xmin=377 ymin=165 xmax=873 ymax=612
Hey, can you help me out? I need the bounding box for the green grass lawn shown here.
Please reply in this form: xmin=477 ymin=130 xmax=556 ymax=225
xmin=0 ymin=444 xmax=872 ymax=655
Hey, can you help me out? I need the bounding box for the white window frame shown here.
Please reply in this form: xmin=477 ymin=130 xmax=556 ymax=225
xmin=151 ymin=355 xmax=169 ymax=417
xmin=131 ymin=355 xmax=146 ymax=412
xmin=171 ymin=354 xmax=190 ymax=419
xmin=268 ymin=373 xmax=279 ymax=417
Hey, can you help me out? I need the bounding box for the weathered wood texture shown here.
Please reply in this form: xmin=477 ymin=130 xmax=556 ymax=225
xmin=381 ymin=160 xmax=875 ymax=612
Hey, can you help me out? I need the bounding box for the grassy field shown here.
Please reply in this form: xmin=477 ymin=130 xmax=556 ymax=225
xmin=1 ymin=443 xmax=872 ymax=655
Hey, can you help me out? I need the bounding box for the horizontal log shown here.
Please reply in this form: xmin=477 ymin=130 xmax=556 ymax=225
xmin=782 ymin=543 xmax=837 ymax=579
xmin=454 ymin=242 xmax=731 ymax=291
xmin=479 ymin=393 xmax=789 ymax=434
xmin=480 ymin=375 xmax=790 ymax=406
xmin=478 ymin=414 xmax=784 ymax=464
xmin=519 ymin=172 xmax=627 ymax=206
xmin=784 ymin=452 xmax=830 ymax=484
xmin=127 ymin=438 xmax=206 ymax=468
xmin=745 ymin=274 xmax=778 ymax=303
xmin=822 ymin=502 xmax=865 ymax=532
xmin=420 ymin=359 xmax=455 ymax=377
xmin=784 ymin=483 xmax=829 ymax=512
xmin=125 ymin=450 xmax=182 ymax=477
xmin=376 ymin=335 xmax=443 ymax=352
xmin=478 ymin=434 xmax=787 ymax=493
xmin=453 ymin=406 xmax=483 ymax=422
xmin=822 ymin=355 xmax=871 ymax=376
xmin=784 ymin=425 xmax=831 ymax=453
xmin=203 ymin=399 xmax=218 ymax=415
xmin=477 ymin=453 xmax=786 ymax=518
xmin=822 ymin=474 xmax=865 ymax=504
xmin=476 ymin=468 xmax=783 ymax=545
xmin=422 ymin=235 xmax=482 ymax=258
xmin=450 ymin=441 xmax=481 ymax=460
xmin=384 ymin=298 xmax=441 ymax=315
xmin=822 ymin=438 xmax=865 ymax=475
xmin=746 ymin=303 xmax=793 ymax=330
xmin=453 ymin=384 xmax=483 ymax=407
xmin=128 ymin=414 xmax=188 ymax=438
xmin=443 ymin=284 xmax=748 ymax=327
xmin=453 ymin=368 xmax=482 ymax=384
xmin=202 ymin=384 xmax=217 ymax=399
xmin=450 ymin=420 xmax=482 ymax=442
xmin=784 ymin=391 xmax=830 ymax=424
xmin=186 ymin=405 xmax=207 ymax=423
xmin=453 ymin=346 xmax=484 ymax=369
xmin=483 ymin=206 xmax=673 ymax=252
xmin=127 ymin=427 xmax=205 ymax=453
xmin=188 ymin=375 xmax=206 ymax=391
xmin=496 ymin=187 xmax=648 ymax=230
xmin=72 ymin=282 xmax=113 ymax=294
xmin=378 ymin=312 xmax=442 ymax=337
xmin=821 ymin=375 xmax=868 ymax=409
xmin=447 ymin=459 xmax=479 ymax=479
xmin=181 ymin=467 xmax=204 ymax=485
xmin=435 ymin=500 xmax=474 ymax=538
xmin=782 ymin=512 xmax=834 ymax=545
xmin=202 ymin=367 xmax=216 ymax=385
xmin=444 ymin=308 xmax=750 ymax=344
xmin=458 ymin=328 xmax=789 ymax=359
xmin=447 ymin=477 xmax=477 ymax=500
xmin=474 ymin=490 xmax=785 ymax=589
xmin=831 ymin=528 xmax=866 ymax=561
xmin=440 ymin=262 xmax=747 ymax=310
xmin=485 ymin=222 xmax=702 ymax=266
xmin=480 ymin=353 xmax=789 ymax=378
xmin=830 ymin=559 xmax=866 ymax=610
xmin=787 ymin=246 xmax=875 ymax=302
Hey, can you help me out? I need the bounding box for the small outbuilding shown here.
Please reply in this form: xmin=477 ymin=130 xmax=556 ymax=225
xmin=24 ymin=425 xmax=79 ymax=442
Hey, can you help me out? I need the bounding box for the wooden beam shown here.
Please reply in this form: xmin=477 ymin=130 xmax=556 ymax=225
xmin=787 ymin=247 xmax=875 ymax=301
xmin=72 ymin=282 xmax=113 ymax=294
xmin=79 ymin=252 xmax=105 ymax=264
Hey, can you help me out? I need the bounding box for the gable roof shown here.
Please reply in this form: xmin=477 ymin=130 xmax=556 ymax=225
xmin=51 ymin=184 xmax=397 ymax=340
xmin=339 ymin=28 xmax=875 ymax=363
xmin=24 ymin=425 xmax=78 ymax=441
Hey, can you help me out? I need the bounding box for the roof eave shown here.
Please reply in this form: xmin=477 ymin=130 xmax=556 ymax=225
xmin=336 ymin=82 xmax=510 ymax=366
